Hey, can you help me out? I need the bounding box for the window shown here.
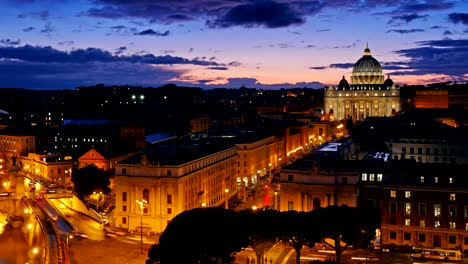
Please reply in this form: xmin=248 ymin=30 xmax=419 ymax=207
xmin=402 ymin=147 xmax=406 ymax=153
xmin=143 ymin=189 xmax=149 ymax=203
xmin=450 ymin=193 xmax=456 ymax=201
xmin=420 ymin=220 xmax=425 ymax=227
xmin=404 ymin=232 xmax=411 ymax=241
xmin=167 ymin=170 xmax=172 ymax=176
xmin=449 ymin=205 xmax=456 ymax=217
xmin=405 ymin=202 xmax=411 ymax=215
xmin=434 ymin=204 xmax=441 ymax=217
xmin=390 ymin=201 xmax=397 ymax=214
xmin=390 ymin=231 xmax=396 ymax=240
xmin=390 ymin=190 xmax=396 ymax=198
xmin=123 ymin=205 xmax=127 ymax=212
xmin=435 ymin=176 xmax=439 ymax=183
xmin=435 ymin=221 xmax=440 ymax=228
xmin=369 ymin=174 xmax=375 ymax=181
xmin=405 ymin=219 xmax=411 ymax=226
xmin=450 ymin=222 xmax=456 ymax=229
xmin=465 ymin=237 xmax=468 ymax=245
xmin=449 ymin=177 xmax=453 ymax=184
xmin=122 ymin=192 xmax=127 ymax=202
xmin=405 ymin=191 xmax=411 ymax=198
xmin=466 ymin=223 xmax=468 ymax=231
xmin=288 ymin=201 xmax=294 ymax=211
xmin=449 ymin=236 xmax=456 ymax=244
xmin=361 ymin=173 xmax=367 ymax=181
xmin=342 ymin=177 xmax=348 ymax=184
xmin=410 ymin=147 xmax=414 ymax=154
xmin=420 ymin=176 xmax=424 ymax=183
xmin=419 ymin=233 xmax=426 ymax=242
xmin=167 ymin=208 xmax=172 ymax=214
xmin=167 ymin=195 xmax=172 ymax=204
xmin=419 ymin=203 xmax=426 ymax=216
xmin=426 ymin=148 xmax=431 ymax=154
xmin=418 ymin=148 xmax=422 ymax=154
xmin=143 ymin=208 xmax=148 ymax=214
xmin=122 ymin=168 xmax=127 ymax=174
xmin=465 ymin=206 xmax=468 ymax=218
xmin=122 ymin=217 xmax=127 ymax=224
xmin=288 ymin=175 xmax=294 ymax=182
xmin=377 ymin=174 xmax=383 ymax=181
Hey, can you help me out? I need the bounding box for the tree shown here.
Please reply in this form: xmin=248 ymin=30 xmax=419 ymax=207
xmin=278 ymin=211 xmax=321 ymax=264
xmin=314 ymin=205 xmax=360 ymax=263
xmin=244 ymin=209 xmax=280 ymax=264
xmin=70 ymin=165 xmax=110 ymax=200
xmin=155 ymin=208 xmax=249 ymax=264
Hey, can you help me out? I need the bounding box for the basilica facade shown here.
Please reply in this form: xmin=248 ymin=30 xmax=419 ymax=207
xmin=324 ymin=45 xmax=400 ymax=121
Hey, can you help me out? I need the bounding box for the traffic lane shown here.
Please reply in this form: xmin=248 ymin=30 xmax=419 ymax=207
xmin=36 ymin=197 xmax=73 ymax=233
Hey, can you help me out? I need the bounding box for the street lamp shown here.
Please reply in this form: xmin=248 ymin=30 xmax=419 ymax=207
xmin=224 ymin=188 xmax=229 ymax=209
xmin=136 ymin=199 xmax=147 ymax=255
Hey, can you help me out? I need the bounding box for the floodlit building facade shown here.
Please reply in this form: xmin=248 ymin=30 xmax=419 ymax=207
xmin=113 ymin=138 xmax=238 ymax=233
xmin=324 ymin=45 xmax=400 ymax=121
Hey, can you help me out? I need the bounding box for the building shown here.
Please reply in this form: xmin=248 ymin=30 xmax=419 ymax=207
xmin=359 ymin=159 xmax=468 ymax=251
xmin=0 ymin=134 xmax=35 ymax=169
xmin=278 ymin=152 xmax=360 ymax=212
xmin=324 ymin=45 xmax=400 ymax=121
xmin=18 ymin=153 xmax=74 ymax=186
xmin=113 ymin=137 xmax=238 ymax=233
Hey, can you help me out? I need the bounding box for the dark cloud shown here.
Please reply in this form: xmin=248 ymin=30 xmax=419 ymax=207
xmin=135 ymin=29 xmax=170 ymax=36
xmin=0 ymin=45 xmax=221 ymax=66
xmin=316 ymin=29 xmax=330 ymax=32
xmin=57 ymin=41 xmax=75 ymax=46
xmin=207 ymin=66 xmax=229 ymax=70
xmin=329 ymin=63 xmax=355 ymax=69
xmin=309 ymin=66 xmax=327 ymax=70
xmin=0 ymin=39 xmax=21 ymax=45
xmin=228 ymin=61 xmax=242 ymax=67
xmin=0 ymin=60 xmax=185 ymax=89
xmin=207 ymin=0 xmax=305 ymax=28
xmin=448 ymin=13 xmax=468 ymax=25
xmin=430 ymin=25 xmax=444 ymax=29
xmin=114 ymin=46 xmax=127 ymax=55
xmin=389 ymin=38 xmax=468 ymax=77
xmin=398 ymin=1 xmax=454 ymax=13
xmin=22 ymin=26 xmax=35 ymax=32
xmin=388 ymin=13 xmax=428 ymax=24
xmin=110 ymin=25 xmax=138 ymax=34
xmin=40 ymin=23 xmax=54 ymax=34
xmin=202 ymin=78 xmax=325 ymax=89
xmin=332 ymin=40 xmax=361 ymax=49
xmin=443 ymin=30 xmax=452 ymax=35
xmin=17 ymin=10 xmax=49 ymax=20
xmin=386 ymin=29 xmax=425 ymax=34
xmin=305 ymin=44 xmax=316 ymax=48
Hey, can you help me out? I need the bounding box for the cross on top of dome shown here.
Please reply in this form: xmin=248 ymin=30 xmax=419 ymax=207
xmin=364 ymin=42 xmax=371 ymax=56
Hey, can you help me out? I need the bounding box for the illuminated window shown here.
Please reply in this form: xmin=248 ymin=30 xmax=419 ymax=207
xmin=377 ymin=174 xmax=383 ymax=181
xmin=466 ymin=223 xmax=468 ymax=231
xmin=405 ymin=219 xmax=411 ymax=226
xmin=465 ymin=206 xmax=468 ymax=218
xmin=434 ymin=204 xmax=441 ymax=217
xmin=405 ymin=202 xmax=411 ymax=215
xmin=435 ymin=221 xmax=440 ymax=228
xmin=405 ymin=191 xmax=411 ymax=198
xmin=390 ymin=190 xmax=396 ymax=198
xmin=450 ymin=193 xmax=456 ymax=201
xmin=435 ymin=176 xmax=439 ymax=183
xmin=369 ymin=174 xmax=375 ymax=181
xmin=420 ymin=220 xmax=425 ymax=227
xmin=361 ymin=173 xmax=367 ymax=181
xmin=450 ymin=222 xmax=456 ymax=229
xmin=449 ymin=177 xmax=453 ymax=184
xmin=420 ymin=176 xmax=424 ymax=183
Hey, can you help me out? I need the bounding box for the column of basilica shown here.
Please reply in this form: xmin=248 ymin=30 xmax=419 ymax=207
xmin=324 ymin=45 xmax=400 ymax=121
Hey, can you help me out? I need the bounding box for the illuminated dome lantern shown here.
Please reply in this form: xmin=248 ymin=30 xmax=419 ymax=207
xmin=350 ymin=44 xmax=385 ymax=86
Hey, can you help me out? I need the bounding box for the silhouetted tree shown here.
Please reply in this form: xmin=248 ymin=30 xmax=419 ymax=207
xmin=278 ymin=211 xmax=321 ymax=264
xmin=155 ymin=207 xmax=249 ymax=264
xmin=70 ymin=165 xmax=110 ymax=200
xmin=245 ymin=209 xmax=280 ymax=264
xmin=314 ymin=206 xmax=360 ymax=263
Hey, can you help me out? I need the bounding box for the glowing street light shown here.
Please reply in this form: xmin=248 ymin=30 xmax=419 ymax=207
xmin=224 ymin=188 xmax=229 ymax=209
xmin=136 ymin=199 xmax=147 ymax=255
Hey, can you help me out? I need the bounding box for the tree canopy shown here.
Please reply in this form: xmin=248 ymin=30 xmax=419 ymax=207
xmin=70 ymin=165 xmax=111 ymax=200
xmin=147 ymin=205 xmax=363 ymax=264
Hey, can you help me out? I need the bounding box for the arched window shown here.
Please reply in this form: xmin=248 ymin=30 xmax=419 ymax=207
xmin=313 ymin=197 xmax=321 ymax=210
xmin=143 ymin=189 xmax=150 ymax=203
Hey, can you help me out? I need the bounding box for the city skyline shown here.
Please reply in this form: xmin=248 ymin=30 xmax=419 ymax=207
xmin=0 ymin=0 xmax=467 ymax=89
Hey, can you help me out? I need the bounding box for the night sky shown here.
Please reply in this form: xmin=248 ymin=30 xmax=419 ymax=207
xmin=0 ymin=0 xmax=467 ymax=89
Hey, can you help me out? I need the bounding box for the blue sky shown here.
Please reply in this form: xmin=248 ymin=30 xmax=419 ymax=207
xmin=0 ymin=0 xmax=466 ymax=89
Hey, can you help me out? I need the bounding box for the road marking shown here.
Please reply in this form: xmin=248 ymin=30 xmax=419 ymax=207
xmin=281 ymin=248 xmax=295 ymax=264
